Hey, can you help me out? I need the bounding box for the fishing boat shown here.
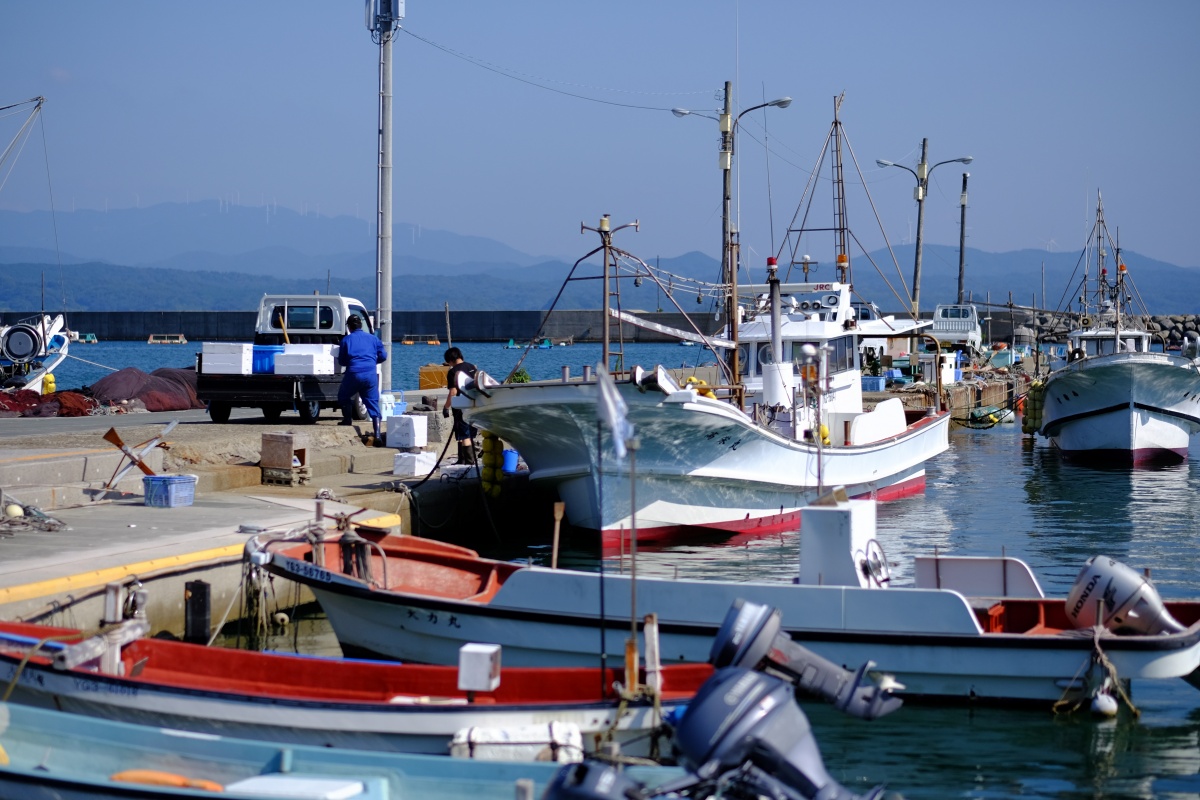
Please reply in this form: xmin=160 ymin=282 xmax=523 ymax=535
xmin=147 ymin=333 xmax=187 ymax=344
xmin=457 ymin=98 xmax=949 ymax=544
xmin=0 ymin=313 xmax=70 ymax=393
xmin=0 ymin=700 xmax=677 ymax=800
xmin=1024 ymin=192 xmax=1200 ymax=465
xmin=251 ymin=495 xmax=1200 ymax=706
xmin=0 ymin=608 xmax=706 ymax=757
xmin=79 ymin=332 xmax=99 ymax=343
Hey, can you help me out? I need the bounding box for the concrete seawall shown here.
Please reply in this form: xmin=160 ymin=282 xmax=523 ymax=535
xmin=10 ymin=309 xmax=725 ymax=343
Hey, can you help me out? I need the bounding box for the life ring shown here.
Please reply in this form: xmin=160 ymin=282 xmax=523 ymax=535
xmin=1068 ymin=348 xmax=1086 ymax=362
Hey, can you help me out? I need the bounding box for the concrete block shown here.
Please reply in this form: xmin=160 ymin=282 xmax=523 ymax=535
xmin=261 ymin=433 xmax=307 ymax=470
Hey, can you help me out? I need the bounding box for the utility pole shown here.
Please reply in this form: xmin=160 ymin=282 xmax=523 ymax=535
xmin=957 ymin=172 xmax=969 ymax=304
xmin=911 ymin=138 xmax=929 ymax=319
xmin=367 ymin=0 xmax=402 ymax=391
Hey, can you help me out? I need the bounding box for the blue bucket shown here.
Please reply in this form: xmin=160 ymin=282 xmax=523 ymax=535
xmin=501 ymin=449 xmax=519 ymax=474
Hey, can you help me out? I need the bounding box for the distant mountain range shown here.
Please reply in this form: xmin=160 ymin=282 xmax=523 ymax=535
xmin=1 ymin=201 xmax=1198 ymax=314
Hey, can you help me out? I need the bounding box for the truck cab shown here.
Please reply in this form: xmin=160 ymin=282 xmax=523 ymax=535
xmin=927 ymin=304 xmax=983 ymax=359
xmin=253 ymin=295 xmax=373 ymax=345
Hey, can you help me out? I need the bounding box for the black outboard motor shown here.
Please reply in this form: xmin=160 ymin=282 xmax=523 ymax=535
xmin=709 ymin=598 xmax=904 ymax=720
xmin=672 ymin=667 xmax=886 ymax=800
xmin=541 ymin=668 xmax=891 ymax=800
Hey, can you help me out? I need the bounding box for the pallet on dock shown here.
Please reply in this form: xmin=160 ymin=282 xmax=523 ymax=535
xmin=261 ymin=466 xmax=311 ymax=487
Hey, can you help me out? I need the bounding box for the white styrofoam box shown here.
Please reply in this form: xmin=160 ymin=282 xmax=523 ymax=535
xmin=450 ymin=722 xmax=583 ymax=762
xmin=458 ymin=643 xmax=501 ymax=692
xmin=203 ymin=342 xmax=254 ymax=356
xmin=274 ymin=353 xmax=336 ymax=376
xmin=224 ymin=775 xmax=365 ymax=799
xmin=393 ymin=451 xmax=437 ymax=477
xmin=391 ymin=414 xmax=428 ymax=448
xmin=283 ymin=343 xmax=338 ymax=356
xmin=201 ymin=342 xmax=253 ymax=375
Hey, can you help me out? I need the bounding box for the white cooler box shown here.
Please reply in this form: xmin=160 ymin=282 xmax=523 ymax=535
xmin=201 ymin=342 xmax=253 ymax=375
xmin=450 ymin=722 xmax=583 ymax=763
xmin=390 ymin=414 xmax=428 ymax=449
xmin=393 ymin=451 xmax=437 ymax=478
xmin=274 ymin=352 xmax=336 ymax=376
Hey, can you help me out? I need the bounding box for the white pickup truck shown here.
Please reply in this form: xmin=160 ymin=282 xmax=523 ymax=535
xmin=196 ymin=294 xmax=375 ymax=423
xmin=928 ymin=303 xmax=983 ymax=357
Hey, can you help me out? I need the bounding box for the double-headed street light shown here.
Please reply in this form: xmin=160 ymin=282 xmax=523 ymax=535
xmin=673 ymin=81 xmax=791 ymax=392
xmin=876 ymin=139 xmax=972 ymax=321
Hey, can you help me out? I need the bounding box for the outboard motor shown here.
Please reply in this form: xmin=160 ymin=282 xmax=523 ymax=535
xmin=1066 ymin=556 xmax=1186 ymax=635
xmin=541 ymin=761 xmax=653 ymax=800
xmin=709 ymin=598 xmax=904 ymax=720
xmin=673 ymin=667 xmax=886 ymax=800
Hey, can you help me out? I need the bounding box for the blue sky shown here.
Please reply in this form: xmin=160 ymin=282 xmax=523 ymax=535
xmin=3 ymin=1 xmax=1199 ymax=275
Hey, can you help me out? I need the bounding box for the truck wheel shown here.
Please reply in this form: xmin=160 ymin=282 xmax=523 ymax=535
xmin=297 ymin=400 xmax=321 ymax=424
xmin=261 ymin=404 xmax=284 ymax=422
xmin=353 ymin=395 xmax=369 ymax=420
xmin=208 ymin=402 xmax=232 ymax=424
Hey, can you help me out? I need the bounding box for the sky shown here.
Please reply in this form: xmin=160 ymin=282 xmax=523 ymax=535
xmin=3 ymin=1 xmax=1200 ymax=277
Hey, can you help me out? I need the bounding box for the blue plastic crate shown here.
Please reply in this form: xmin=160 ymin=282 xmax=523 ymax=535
xmin=861 ymin=376 xmax=887 ymax=392
xmin=143 ymin=474 xmax=197 ymax=508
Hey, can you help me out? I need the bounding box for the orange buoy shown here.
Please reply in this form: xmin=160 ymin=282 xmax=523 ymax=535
xmin=110 ymin=770 xmax=224 ymax=792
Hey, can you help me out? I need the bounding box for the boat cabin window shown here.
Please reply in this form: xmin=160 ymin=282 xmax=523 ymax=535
xmin=758 ymin=343 xmax=776 ymax=366
xmin=784 ymin=335 xmax=856 ymax=376
xmin=269 ymin=305 xmax=335 ymax=331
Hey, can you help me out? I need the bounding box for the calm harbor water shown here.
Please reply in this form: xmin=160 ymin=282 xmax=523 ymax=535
xmin=77 ymin=341 xmax=1200 ymax=797
xmin=53 ymin=339 xmax=720 ymax=393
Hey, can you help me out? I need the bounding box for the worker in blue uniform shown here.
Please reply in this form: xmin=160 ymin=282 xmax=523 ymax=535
xmin=338 ymin=314 xmax=388 ymax=445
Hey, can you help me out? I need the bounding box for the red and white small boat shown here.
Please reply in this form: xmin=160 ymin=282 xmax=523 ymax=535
xmin=0 ymin=614 xmax=708 ymax=758
xmin=252 ymin=501 xmax=1200 ymax=707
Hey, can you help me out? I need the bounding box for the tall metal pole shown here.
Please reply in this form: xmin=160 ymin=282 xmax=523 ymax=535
xmin=957 ymin=172 xmax=969 ymax=304
xmin=720 ymin=81 xmax=739 ymax=387
xmin=370 ymin=1 xmax=399 ymax=391
xmin=911 ymin=137 xmax=929 ymax=320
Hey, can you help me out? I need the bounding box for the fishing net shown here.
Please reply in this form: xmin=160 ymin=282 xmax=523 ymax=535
xmin=90 ymin=367 xmax=205 ymax=412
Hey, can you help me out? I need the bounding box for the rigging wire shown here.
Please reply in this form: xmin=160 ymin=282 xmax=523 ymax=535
xmin=399 ymin=28 xmax=709 ymax=111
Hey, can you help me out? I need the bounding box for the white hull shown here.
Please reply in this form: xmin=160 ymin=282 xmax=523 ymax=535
xmin=1039 ymin=352 xmax=1200 ymax=464
xmin=276 ymin=559 xmax=1200 ymax=705
xmin=465 ymin=378 xmax=948 ymax=542
xmin=0 ymin=652 xmax=676 ymax=757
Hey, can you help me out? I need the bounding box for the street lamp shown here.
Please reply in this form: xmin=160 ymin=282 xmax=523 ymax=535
xmin=876 ymin=139 xmax=972 ymax=321
xmin=674 ymin=81 xmax=791 ymax=394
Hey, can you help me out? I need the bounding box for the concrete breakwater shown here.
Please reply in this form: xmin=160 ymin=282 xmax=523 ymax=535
xmin=10 ymin=308 xmax=1199 ymax=344
xmin=8 ymin=309 xmax=724 ymax=343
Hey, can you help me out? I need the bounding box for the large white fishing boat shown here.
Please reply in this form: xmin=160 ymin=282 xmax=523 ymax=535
xmin=458 ymin=97 xmax=949 ymax=544
xmin=1025 ymin=193 xmax=1200 ymax=465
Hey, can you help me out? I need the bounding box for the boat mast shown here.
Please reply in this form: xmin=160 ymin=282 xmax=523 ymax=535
xmin=367 ymin=0 xmax=401 ymax=391
xmin=831 ymin=94 xmax=850 ymax=284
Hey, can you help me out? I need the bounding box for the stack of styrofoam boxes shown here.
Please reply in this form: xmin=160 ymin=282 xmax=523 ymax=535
xmin=201 ymin=342 xmax=253 ymax=375
xmin=392 ymin=414 xmax=434 ymax=477
xmin=275 ymin=343 xmax=337 ymax=376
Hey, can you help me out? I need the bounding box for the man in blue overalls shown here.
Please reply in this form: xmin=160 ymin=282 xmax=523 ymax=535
xmin=338 ymin=315 xmax=388 ymax=446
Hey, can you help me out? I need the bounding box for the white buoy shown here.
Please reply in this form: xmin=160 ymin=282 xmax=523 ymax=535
xmin=1091 ymin=691 xmax=1119 ymax=717
xmin=4 ymin=504 xmax=24 ymax=518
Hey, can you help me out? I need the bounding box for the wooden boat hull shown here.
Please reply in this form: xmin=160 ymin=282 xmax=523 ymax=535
xmin=0 ymin=619 xmax=705 ymax=757
xmin=1039 ymin=353 xmax=1200 ymax=465
xmin=258 ymin=537 xmax=1200 ymax=706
